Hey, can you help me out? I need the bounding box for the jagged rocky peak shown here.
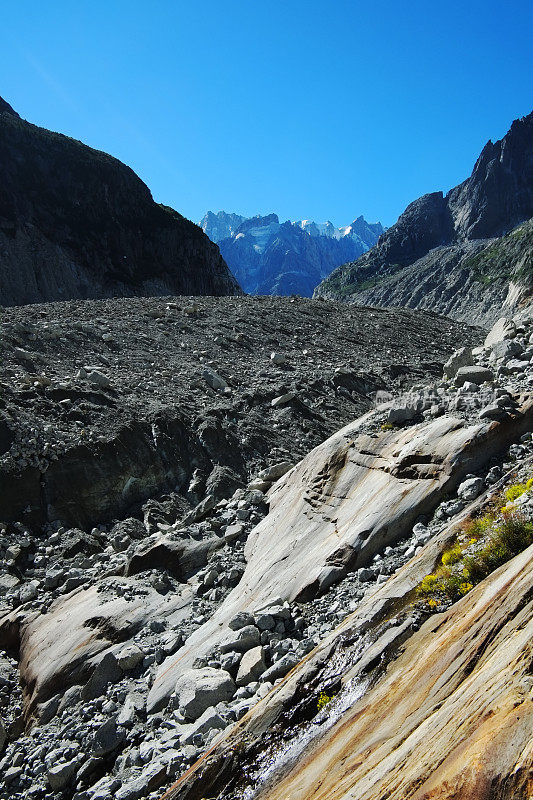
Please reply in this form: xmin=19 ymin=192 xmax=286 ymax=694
xmin=448 ymin=110 xmax=533 ymax=239
xmin=199 ymin=210 xmax=246 ymax=242
xmin=316 ymin=110 xmax=533 ymax=324
xmin=0 ymin=97 xmax=241 ymax=306
xmin=200 ymin=209 xmax=383 ymax=296
xmin=235 ymin=213 xmax=280 ymax=235
xmin=347 ymin=214 xmax=385 ymax=241
xmin=373 ymin=191 xmax=454 ymax=267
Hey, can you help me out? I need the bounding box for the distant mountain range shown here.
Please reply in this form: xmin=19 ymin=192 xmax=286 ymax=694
xmin=200 ymin=211 xmax=384 ymax=296
xmin=316 ymin=111 xmax=533 ymax=325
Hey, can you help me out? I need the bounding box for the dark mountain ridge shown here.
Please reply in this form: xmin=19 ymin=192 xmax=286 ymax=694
xmin=0 ymin=97 xmax=241 ymax=306
xmin=316 ymin=111 xmax=533 ymax=324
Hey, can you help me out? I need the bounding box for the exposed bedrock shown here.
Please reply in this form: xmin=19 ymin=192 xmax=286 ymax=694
xmin=169 ymin=542 xmax=533 ymax=800
xmin=146 ymin=393 xmax=533 ymax=714
xmin=0 ymin=296 xmax=479 ymax=528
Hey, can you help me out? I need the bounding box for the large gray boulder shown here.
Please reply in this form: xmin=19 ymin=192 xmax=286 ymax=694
xmin=491 ymin=339 xmax=523 ymax=361
xmin=219 ymin=625 xmax=260 ymax=654
xmin=455 ymin=366 xmax=494 ymax=386
xmin=484 ymin=317 xmax=516 ymax=347
xmin=174 ymin=668 xmax=236 ymax=720
xmin=443 ymin=347 xmax=473 ymax=378
xmin=236 ymin=646 xmax=267 ymax=686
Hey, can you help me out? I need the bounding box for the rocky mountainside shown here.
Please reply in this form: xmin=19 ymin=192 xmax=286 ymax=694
xmin=316 ymin=111 xmax=533 ymax=324
xmin=199 ymin=211 xmax=247 ymax=243
xmin=2 ymin=301 xmax=533 ymax=800
xmin=0 ymin=294 xmax=484 ymax=799
xmin=200 ymin=211 xmax=383 ymax=296
xmin=0 ymin=99 xmax=240 ymax=306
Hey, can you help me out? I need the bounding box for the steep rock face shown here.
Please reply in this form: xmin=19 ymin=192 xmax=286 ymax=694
xmin=0 ymin=98 xmax=241 ymax=306
xmin=449 ymin=114 xmax=533 ymax=239
xmin=201 ymin=211 xmax=383 ymax=296
xmin=316 ymin=111 xmax=533 ymax=323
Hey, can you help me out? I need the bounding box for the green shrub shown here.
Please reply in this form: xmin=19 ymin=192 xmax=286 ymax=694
xmin=463 ymin=515 xmax=533 ymax=582
xmin=417 ymin=574 xmax=440 ymax=595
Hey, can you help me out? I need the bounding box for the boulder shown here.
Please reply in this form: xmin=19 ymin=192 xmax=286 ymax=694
xmin=228 ymin=611 xmax=254 ymax=631
xmin=387 ymin=405 xmax=417 ymax=424
xmin=271 ymin=392 xmax=296 ymax=408
xmin=457 ymin=477 xmax=484 ymax=502
xmin=47 ymin=758 xmax=78 ymax=791
xmin=484 ymin=317 xmax=516 ymax=347
xmin=219 ymin=625 xmax=260 ymax=653
xmin=115 ymin=644 xmax=144 ymax=671
xmin=236 ymin=646 xmax=267 ymax=686
xmin=203 ymin=369 xmax=227 ymax=391
xmin=455 ymin=366 xmax=494 ymax=386
xmin=86 ymin=370 xmax=112 ymax=388
xmin=115 ymin=761 xmax=167 ymax=800
xmin=443 ymin=347 xmax=473 ymax=378
xmin=261 ymin=652 xmax=299 ymax=683
xmin=180 ymin=706 xmax=226 ymax=745
xmin=82 ymin=652 xmax=122 ymax=700
xmin=258 ymin=461 xmax=293 ymax=482
xmin=90 ymin=717 xmax=125 ymax=757
xmin=479 ymin=405 xmax=510 ymax=421
xmin=175 ymin=668 xmax=236 ymax=720
xmin=491 ymin=339 xmax=523 ymax=361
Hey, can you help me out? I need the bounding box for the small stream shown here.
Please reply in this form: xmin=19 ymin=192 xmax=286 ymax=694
xmin=240 ymin=636 xmax=372 ymax=799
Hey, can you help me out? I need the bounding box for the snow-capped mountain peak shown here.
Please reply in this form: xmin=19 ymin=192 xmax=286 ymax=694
xmin=200 ymin=210 xmax=384 ymax=296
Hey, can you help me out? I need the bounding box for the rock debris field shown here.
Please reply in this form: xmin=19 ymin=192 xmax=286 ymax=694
xmin=0 ymin=296 xmax=485 ymax=800
xmin=0 ymin=295 xmax=479 ymax=528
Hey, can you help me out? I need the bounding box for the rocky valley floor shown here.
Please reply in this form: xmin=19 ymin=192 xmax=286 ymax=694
xmin=2 ymin=298 xmax=533 ymax=799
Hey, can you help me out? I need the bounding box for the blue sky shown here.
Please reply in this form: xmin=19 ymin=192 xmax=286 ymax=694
xmin=2 ymin=1 xmax=532 ymax=228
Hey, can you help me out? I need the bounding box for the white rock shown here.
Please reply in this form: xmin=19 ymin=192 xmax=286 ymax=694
xmin=236 ymin=646 xmax=267 ymax=685
xmin=258 ymin=461 xmax=293 ymax=482
xmin=457 ymin=477 xmax=484 ymax=502
xmin=484 ymin=317 xmax=516 ymax=348
xmin=116 ymin=644 xmax=144 ymax=671
xmin=271 ymin=392 xmax=295 ymax=408
xmin=443 ymin=347 xmax=473 ymax=378
xmin=175 ymin=668 xmax=236 ymax=720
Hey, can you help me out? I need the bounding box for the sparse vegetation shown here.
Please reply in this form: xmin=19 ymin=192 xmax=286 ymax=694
xmin=462 ymin=514 xmax=533 ymax=582
xmin=417 ymin=489 xmax=533 ymax=608
xmin=317 ymin=691 xmax=335 ymax=712
xmin=441 ymin=541 xmax=462 ymax=566
xmin=464 ymin=219 xmax=533 ymax=286
xmin=504 ymin=478 xmax=533 ymax=503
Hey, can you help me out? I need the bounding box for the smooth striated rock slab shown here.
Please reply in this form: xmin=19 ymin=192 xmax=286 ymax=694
xmin=0 ymin=577 xmax=191 ymax=722
xmin=234 ymin=545 xmax=533 ymax=800
xmin=147 ymin=397 xmax=533 ymax=713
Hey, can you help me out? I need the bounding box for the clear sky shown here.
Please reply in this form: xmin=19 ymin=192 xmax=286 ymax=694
xmin=2 ymin=1 xmax=532 ymax=228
